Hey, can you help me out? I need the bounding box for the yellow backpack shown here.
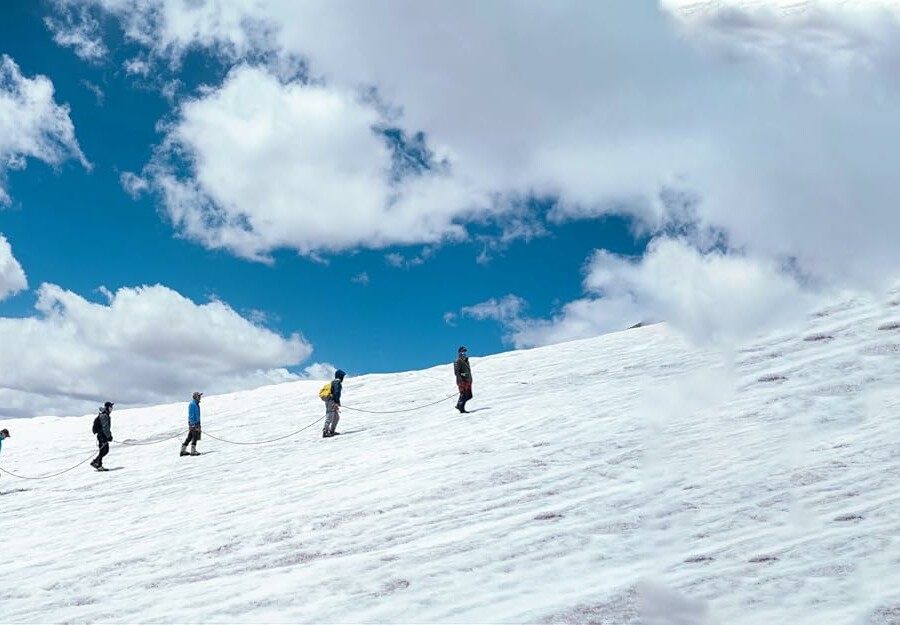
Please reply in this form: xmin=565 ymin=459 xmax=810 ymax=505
xmin=318 ymin=382 xmax=332 ymax=400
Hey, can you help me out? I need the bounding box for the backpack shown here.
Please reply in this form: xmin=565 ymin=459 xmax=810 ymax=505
xmin=318 ymin=382 xmax=332 ymax=401
xmin=92 ymin=415 xmax=101 ymax=434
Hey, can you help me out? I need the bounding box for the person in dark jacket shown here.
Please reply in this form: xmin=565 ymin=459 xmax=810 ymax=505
xmin=180 ymin=392 xmax=203 ymax=457
xmin=323 ymin=369 xmax=345 ymax=438
xmin=0 ymin=428 xmax=7 ymax=478
xmin=454 ymin=346 xmax=473 ymax=413
xmin=91 ymin=402 xmax=113 ymax=471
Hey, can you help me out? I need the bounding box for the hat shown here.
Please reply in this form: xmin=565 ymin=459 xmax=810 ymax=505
xmin=104 ymin=401 xmax=114 ymax=409
xmin=192 ymin=392 xmax=203 ymax=401
xmin=0 ymin=428 xmax=9 ymax=438
xmin=458 ymin=346 xmax=467 ymax=353
xmin=334 ymin=369 xmax=345 ymax=380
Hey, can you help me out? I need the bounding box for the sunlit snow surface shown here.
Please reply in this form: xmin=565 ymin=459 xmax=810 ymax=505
xmin=2 ymin=294 xmax=900 ymax=624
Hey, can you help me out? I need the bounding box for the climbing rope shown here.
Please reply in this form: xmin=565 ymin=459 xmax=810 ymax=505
xmin=0 ymin=453 xmax=96 ymax=480
xmin=342 ymin=392 xmax=458 ymax=414
xmin=203 ymin=415 xmax=325 ymax=445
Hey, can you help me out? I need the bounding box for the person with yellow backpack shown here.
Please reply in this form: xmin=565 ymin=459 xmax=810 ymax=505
xmin=319 ymin=369 xmax=345 ymax=438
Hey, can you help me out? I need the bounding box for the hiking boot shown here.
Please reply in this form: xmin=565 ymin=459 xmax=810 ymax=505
xmin=90 ymin=459 xmax=100 ymax=469
xmin=96 ymin=465 xmax=109 ymax=472
xmin=189 ymin=447 xmax=200 ymax=456
xmin=180 ymin=445 xmax=189 ymax=457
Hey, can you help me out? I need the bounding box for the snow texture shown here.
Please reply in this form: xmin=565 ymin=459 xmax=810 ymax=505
xmin=2 ymin=291 xmax=900 ymax=623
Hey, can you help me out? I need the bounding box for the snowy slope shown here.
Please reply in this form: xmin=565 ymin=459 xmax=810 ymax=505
xmin=2 ymin=293 xmax=900 ymax=624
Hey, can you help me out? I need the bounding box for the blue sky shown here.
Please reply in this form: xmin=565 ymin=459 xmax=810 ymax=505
xmin=1 ymin=0 xmax=898 ymax=417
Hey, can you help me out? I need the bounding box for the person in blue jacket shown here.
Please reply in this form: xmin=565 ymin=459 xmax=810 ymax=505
xmin=180 ymin=392 xmax=202 ymax=457
xmin=322 ymin=370 xmax=345 ymax=438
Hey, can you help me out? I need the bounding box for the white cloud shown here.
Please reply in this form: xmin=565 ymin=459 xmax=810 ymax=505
xmin=0 ymin=55 xmax=89 ymax=204
xmin=580 ymin=238 xmax=819 ymax=345
xmin=661 ymin=0 xmax=900 ymax=78
xmin=352 ymin=272 xmax=370 ymax=286
xmin=0 ymin=283 xmax=312 ymax=418
xmin=384 ymin=249 xmax=430 ymax=269
xmin=461 ymin=295 xmax=526 ymax=323
xmin=485 ymin=238 xmax=820 ymax=349
xmin=458 ymin=291 xmax=643 ymax=349
xmin=302 ymin=362 xmax=336 ymax=380
xmin=124 ymin=57 xmax=152 ymax=76
xmin=442 ymin=312 xmax=457 ymax=326
xmin=50 ymin=1 xmax=900 ymax=295
xmin=45 ymin=4 xmax=108 ymax=62
xmin=0 ymin=235 xmax=27 ymax=301
xmin=80 ymin=79 xmax=105 ymax=105
xmin=119 ymin=171 xmax=149 ymax=198
xmin=508 ymin=297 xmax=647 ymax=350
xmin=141 ymin=65 xmax=483 ymax=261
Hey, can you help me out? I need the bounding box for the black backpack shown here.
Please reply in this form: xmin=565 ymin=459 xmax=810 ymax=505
xmin=92 ymin=415 xmax=101 ymax=435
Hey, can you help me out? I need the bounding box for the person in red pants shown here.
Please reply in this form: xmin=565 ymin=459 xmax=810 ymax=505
xmin=454 ymin=346 xmax=473 ymax=413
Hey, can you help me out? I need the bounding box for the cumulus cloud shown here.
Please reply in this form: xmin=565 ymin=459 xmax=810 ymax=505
xmin=0 ymin=55 xmax=89 ymax=204
xmin=464 ymin=239 xmax=819 ymax=348
xmin=579 ymin=238 xmax=818 ymax=344
xmin=140 ymin=65 xmax=483 ymax=261
xmin=0 ymin=283 xmax=312 ymax=418
xmin=0 ymin=235 xmax=27 ymax=301
xmin=302 ymin=362 xmax=336 ymax=380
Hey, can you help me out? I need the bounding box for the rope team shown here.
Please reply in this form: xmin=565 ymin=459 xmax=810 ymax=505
xmin=0 ymin=346 xmax=475 ymax=478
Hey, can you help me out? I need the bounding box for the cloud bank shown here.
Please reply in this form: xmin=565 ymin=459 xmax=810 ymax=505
xmin=47 ymin=0 xmax=900 ymax=345
xmin=0 ymin=283 xmax=312 ymax=418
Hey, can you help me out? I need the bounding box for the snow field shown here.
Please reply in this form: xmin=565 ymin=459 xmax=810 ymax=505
xmin=2 ymin=293 xmax=900 ymax=623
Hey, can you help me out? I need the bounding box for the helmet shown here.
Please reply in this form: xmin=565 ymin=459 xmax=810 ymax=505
xmin=335 ymin=369 xmax=345 ymax=380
